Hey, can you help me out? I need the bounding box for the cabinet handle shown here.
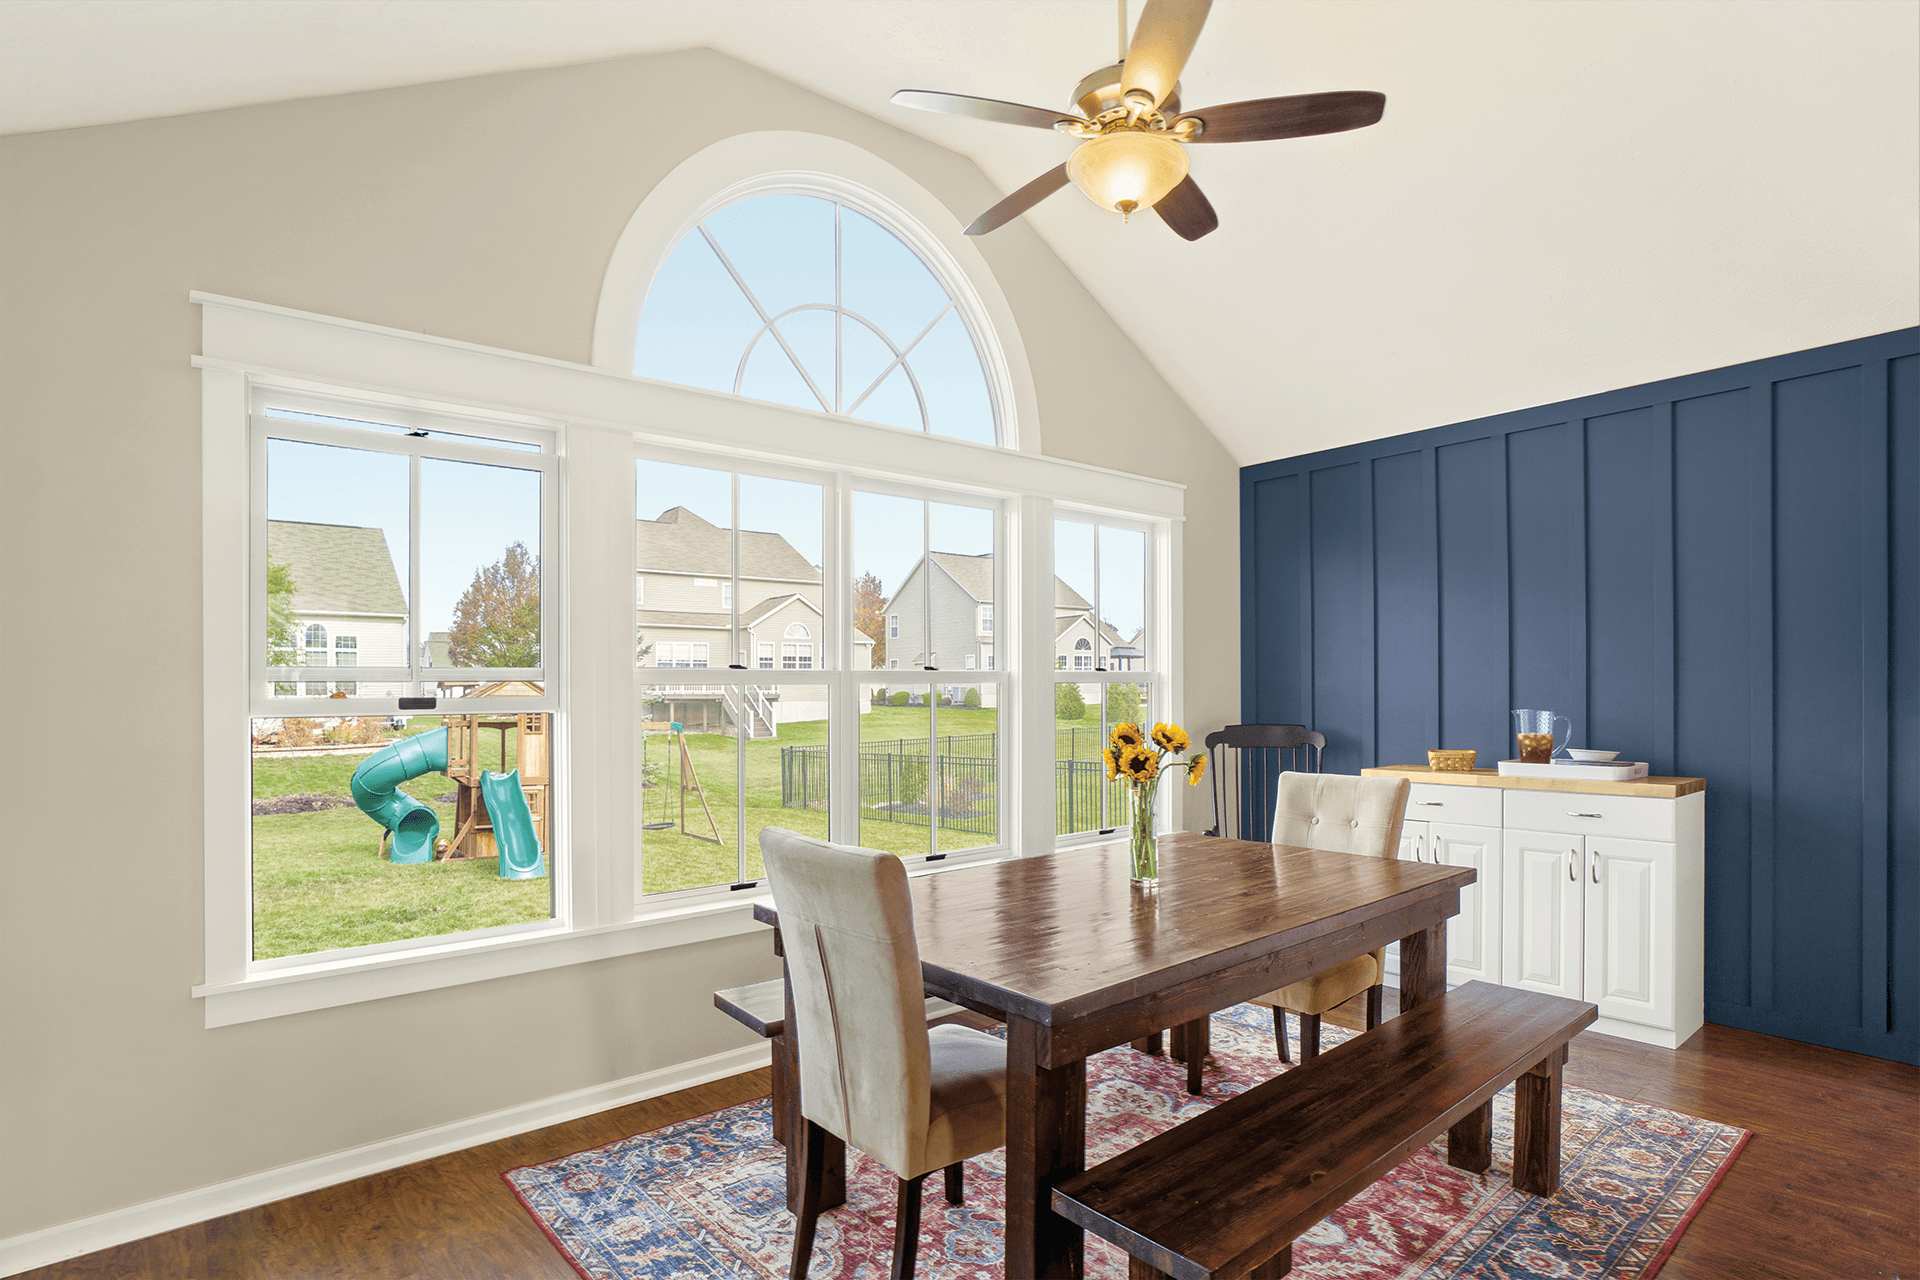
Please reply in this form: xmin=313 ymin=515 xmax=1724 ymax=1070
xmin=1414 ymin=801 xmax=1444 ymax=806
xmin=1568 ymin=811 xmax=1604 ymax=819
xmin=1592 ymin=857 xmax=1601 ymax=884
xmin=1568 ymin=849 xmax=1578 ymax=881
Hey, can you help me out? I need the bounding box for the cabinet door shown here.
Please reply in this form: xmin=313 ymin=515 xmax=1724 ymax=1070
xmin=1502 ymin=829 xmax=1584 ymax=1000
xmin=1584 ymin=835 xmax=1676 ymax=1029
xmin=1397 ymin=819 xmax=1429 ymax=865
xmin=1432 ymin=823 xmax=1500 ymax=986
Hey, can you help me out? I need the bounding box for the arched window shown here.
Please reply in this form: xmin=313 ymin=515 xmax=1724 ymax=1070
xmin=784 ymin=622 xmax=812 ymax=639
xmin=635 ymin=193 xmax=998 ymax=445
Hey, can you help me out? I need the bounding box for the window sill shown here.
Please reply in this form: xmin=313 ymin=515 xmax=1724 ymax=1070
xmin=191 ymin=897 xmax=771 ymax=1028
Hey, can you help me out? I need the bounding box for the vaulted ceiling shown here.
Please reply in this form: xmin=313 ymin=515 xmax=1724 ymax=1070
xmin=4 ymin=0 xmax=1914 ymax=463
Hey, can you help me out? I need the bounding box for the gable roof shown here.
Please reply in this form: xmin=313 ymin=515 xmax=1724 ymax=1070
xmin=268 ymin=520 xmax=407 ymax=616
xmin=885 ymin=551 xmax=1090 ymax=614
xmin=636 ymin=506 xmax=818 ymax=581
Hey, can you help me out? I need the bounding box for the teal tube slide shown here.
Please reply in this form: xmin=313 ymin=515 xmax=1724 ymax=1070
xmin=350 ymin=728 xmax=450 ymax=865
xmin=480 ymin=769 xmax=547 ymax=880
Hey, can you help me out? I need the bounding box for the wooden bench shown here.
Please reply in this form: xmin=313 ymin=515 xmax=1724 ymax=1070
xmin=713 ymin=977 xmax=966 ymax=1212
xmin=1051 ymin=981 xmax=1598 ymax=1280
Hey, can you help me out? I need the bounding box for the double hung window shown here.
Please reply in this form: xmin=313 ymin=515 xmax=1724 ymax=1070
xmin=1052 ymin=516 xmax=1157 ymax=839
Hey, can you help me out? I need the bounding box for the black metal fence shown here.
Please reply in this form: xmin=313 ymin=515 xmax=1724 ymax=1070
xmin=782 ymin=736 xmax=1128 ymax=838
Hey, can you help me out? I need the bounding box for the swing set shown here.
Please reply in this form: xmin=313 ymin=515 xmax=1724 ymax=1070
xmin=640 ymin=721 xmax=720 ymax=843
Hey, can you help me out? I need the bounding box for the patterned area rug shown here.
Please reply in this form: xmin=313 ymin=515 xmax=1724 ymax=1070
xmin=506 ymin=1004 xmax=1747 ymax=1280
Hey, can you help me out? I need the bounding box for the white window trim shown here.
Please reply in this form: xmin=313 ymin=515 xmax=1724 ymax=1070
xmin=590 ymin=131 xmax=1042 ymax=455
xmin=195 ymin=289 xmax=1179 ymax=1028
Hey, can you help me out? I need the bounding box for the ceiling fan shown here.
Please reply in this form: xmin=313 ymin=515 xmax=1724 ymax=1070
xmin=891 ymin=0 xmax=1385 ymax=241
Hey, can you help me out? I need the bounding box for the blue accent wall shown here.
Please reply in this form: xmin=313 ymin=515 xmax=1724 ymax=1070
xmin=1240 ymin=329 xmax=1920 ymax=1064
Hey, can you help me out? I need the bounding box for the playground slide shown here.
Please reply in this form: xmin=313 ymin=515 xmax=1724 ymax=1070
xmin=350 ymin=728 xmax=449 ymax=864
xmin=479 ymin=769 xmax=546 ymax=880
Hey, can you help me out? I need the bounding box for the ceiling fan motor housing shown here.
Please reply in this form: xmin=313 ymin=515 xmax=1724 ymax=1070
xmin=1073 ymin=63 xmax=1180 ymax=125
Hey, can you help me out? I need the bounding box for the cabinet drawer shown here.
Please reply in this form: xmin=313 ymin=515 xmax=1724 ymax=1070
xmin=1405 ymin=783 xmax=1502 ymax=827
xmin=1502 ymin=789 xmax=1675 ymax=842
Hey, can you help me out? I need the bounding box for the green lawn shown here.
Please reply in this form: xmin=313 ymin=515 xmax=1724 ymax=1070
xmin=251 ymin=700 xmax=1128 ymax=960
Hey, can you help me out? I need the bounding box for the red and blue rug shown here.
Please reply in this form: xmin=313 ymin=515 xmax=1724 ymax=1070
xmin=506 ymin=1003 xmax=1747 ymax=1279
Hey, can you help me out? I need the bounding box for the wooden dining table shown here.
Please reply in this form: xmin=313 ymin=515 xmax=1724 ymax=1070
xmin=753 ymin=830 xmax=1476 ymax=1280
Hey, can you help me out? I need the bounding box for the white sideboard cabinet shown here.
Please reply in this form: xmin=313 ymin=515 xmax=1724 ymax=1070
xmin=1369 ymin=766 xmax=1705 ymax=1049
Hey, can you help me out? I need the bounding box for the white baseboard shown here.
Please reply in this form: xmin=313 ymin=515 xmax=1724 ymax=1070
xmin=0 ymin=1042 xmax=771 ymax=1278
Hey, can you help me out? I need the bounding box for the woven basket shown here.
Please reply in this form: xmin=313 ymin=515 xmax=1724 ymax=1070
xmin=1427 ymin=749 xmax=1477 ymax=772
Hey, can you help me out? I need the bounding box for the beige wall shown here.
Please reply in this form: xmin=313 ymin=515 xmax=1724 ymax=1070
xmin=0 ymin=47 xmax=1238 ymax=1240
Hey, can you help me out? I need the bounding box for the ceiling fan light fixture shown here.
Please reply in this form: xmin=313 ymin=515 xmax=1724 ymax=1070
xmin=1066 ymin=131 xmax=1188 ymax=220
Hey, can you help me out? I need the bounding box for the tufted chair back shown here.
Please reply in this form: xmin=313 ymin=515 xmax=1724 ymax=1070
xmin=1269 ymin=771 xmax=1411 ymax=860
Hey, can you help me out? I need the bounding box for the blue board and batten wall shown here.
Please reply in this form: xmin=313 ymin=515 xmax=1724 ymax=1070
xmin=1239 ymin=328 xmax=1919 ymax=1065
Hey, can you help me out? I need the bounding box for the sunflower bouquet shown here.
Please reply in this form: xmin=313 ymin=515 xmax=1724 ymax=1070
xmin=1102 ymin=721 xmax=1207 ymax=884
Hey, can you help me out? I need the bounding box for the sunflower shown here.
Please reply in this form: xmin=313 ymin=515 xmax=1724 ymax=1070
xmin=1110 ymin=722 xmax=1145 ymax=750
xmin=1187 ymin=751 xmax=1208 ymax=786
xmin=1102 ymin=747 xmax=1120 ymax=781
xmin=1117 ymin=744 xmax=1160 ymax=782
xmin=1152 ymin=722 xmax=1190 ymax=753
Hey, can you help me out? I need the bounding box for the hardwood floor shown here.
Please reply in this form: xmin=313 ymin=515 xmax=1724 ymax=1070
xmin=22 ymin=1000 xmax=1918 ymax=1280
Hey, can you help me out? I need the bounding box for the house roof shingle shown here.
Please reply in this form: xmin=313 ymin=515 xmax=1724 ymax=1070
xmin=635 ymin=506 xmax=818 ymax=581
xmin=268 ymin=520 xmax=407 ymax=616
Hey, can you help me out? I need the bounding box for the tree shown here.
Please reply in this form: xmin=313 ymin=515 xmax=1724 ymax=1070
xmin=449 ymin=542 xmax=540 ymax=668
xmin=1054 ymin=681 xmax=1086 ymax=721
xmin=1104 ymin=682 xmax=1142 ymax=727
xmin=267 ymin=557 xmax=299 ymax=666
xmin=853 ymin=571 xmax=887 ymax=668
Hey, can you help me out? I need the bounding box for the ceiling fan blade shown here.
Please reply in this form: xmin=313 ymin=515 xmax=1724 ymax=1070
xmin=1121 ymin=0 xmax=1213 ymax=110
xmin=1176 ymin=91 xmax=1386 ymax=144
xmin=891 ymin=90 xmax=1082 ymax=131
xmin=965 ymin=165 xmax=1072 ymax=235
xmin=1153 ymin=175 xmax=1218 ymax=241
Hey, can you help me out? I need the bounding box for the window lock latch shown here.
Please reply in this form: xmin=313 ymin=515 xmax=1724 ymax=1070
xmin=728 ymin=664 xmax=747 ymax=670
xmin=923 ymin=665 xmax=937 ymax=671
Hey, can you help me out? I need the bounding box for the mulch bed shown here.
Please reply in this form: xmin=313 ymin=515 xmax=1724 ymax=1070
xmin=251 ymin=791 xmax=459 ymax=816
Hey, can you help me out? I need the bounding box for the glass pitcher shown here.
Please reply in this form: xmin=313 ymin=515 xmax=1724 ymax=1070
xmin=1512 ymin=709 xmax=1571 ymax=763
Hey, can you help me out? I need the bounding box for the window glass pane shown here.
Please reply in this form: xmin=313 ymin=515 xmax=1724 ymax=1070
xmin=740 ymin=473 xmax=824 ymax=670
xmin=841 ymin=317 xmax=899 ymax=415
xmin=913 ymin=310 xmax=995 ymax=446
xmin=702 ymin=194 xmax=835 ymax=320
xmin=1053 ymin=519 xmax=1096 ymax=674
xmin=935 ymin=683 xmax=997 ymax=853
xmin=749 ymin=682 xmax=830 ymax=879
xmin=631 ymin=232 xmax=763 ymax=394
xmin=636 ymin=460 xmax=732 ymax=670
xmin=420 ymin=457 xmax=542 ymax=672
xmin=250 ymin=713 xmax=551 ymax=960
xmin=1099 ymin=525 xmax=1147 ymax=669
xmin=859 ymin=681 xmax=933 ymax=858
xmin=738 ymin=332 xmax=825 ymax=412
xmin=266 ymin=438 xmax=410 ymax=699
xmin=637 ymin=690 xmax=738 ymax=894
xmin=852 ymin=364 xmax=924 ymax=432
xmin=1054 ymin=676 xmax=1108 ymax=834
xmin=776 ymin=309 xmax=837 ymax=403
xmin=841 ymin=207 xmax=950 ymax=347
xmin=856 ymin=491 xmax=925 ymax=671
xmin=929 ymin=501 xmax=993 ymax=673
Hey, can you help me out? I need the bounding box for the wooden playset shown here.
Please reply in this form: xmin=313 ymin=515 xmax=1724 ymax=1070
xmin=440 ymin=706 xmax=551 ymax=862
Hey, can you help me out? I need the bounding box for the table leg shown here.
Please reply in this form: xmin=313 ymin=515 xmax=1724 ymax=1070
xmin=1396 ymin=919 xmax=1448 ymax=1013
xmin=1004 ymin=1016 xmax=1087 ymax=1279
xmin=781 ymin=956 xmax=844 ymax=1214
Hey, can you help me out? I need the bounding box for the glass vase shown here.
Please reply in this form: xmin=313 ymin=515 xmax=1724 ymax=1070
xmin=1127 ymin=787 xmax=1158 ymax=887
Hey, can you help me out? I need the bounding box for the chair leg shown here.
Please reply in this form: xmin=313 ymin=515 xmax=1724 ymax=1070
xmin=943 ymin=1160 xmax=964 ymax=1206
xmin=1273 ymin=1007 xmax=1291 ymax=1063
xmin=891 ymin=1172 xmax=927 ymax=1280
xmin=790 ymin=1120 xmax=827 ymax=1280
xmin=1299 ymin=1012 xmax=1321 ymax=1062
xmin=1365 ymin=983 xmax=1384 ymax=1031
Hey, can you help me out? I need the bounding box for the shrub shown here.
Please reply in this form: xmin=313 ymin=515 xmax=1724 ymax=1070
xmin=892 ymin=690 xmax=910 ymax=706
xmin=1054 ymin=682 xmax=1086 ymax=721
xmin=901 ymin=757 xmax=929 ymax=804
xmin=1105 ymin=683 xmax=1142 ymax=726
xmin=963 ymin=687 xmax=981 ymax=709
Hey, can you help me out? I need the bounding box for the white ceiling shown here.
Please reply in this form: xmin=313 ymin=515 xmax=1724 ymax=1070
xmin=4 ymin=0 xmax=1915 ymax=464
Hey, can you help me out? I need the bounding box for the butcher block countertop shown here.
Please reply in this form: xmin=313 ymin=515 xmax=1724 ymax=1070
xmin=1362 ymin=765 xmax=1706 ymax=799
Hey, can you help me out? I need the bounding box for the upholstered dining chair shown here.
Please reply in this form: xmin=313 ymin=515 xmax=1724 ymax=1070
xmin=759 ymin=828 xmax=1008 ymax=1280
xmin=1250 ymin=771 xmax=1412 ymax=1062
xmin=1203 ymin=724 xmax=1327 ymax=839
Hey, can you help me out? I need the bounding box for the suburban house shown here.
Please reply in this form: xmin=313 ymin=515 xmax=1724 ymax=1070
xmin=265 ymin=519 xmax=408 ymax=699
xmin=1 ymin=5 xmax=1912 ymax=1278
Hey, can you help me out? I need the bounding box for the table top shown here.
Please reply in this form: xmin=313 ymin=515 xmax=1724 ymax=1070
xmin=754 ymin=832 xmax=1474 ymax=1032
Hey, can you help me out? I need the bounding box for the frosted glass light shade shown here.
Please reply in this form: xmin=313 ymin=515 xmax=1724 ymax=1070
xmin=1066 ymin=132 xmax=1190 ymax=218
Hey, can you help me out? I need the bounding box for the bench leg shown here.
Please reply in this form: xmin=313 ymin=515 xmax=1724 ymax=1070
xmin=1447 ymin=1100 xmax=1493 ymax=1174
xmin=1513 ymin=1050 xmax=1566 ymax=1197
xmin=1169 ymin=1016 xmax=1209 ymax=1095
xmin=1130 ymin=1030 xmax=1164 ymax=1056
